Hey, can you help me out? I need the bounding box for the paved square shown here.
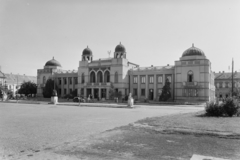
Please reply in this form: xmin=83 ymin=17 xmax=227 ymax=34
xmin=0 ymin=103 xmax=202 ymax=159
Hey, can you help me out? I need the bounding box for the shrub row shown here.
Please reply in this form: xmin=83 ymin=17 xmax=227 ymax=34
xmin=205 ymin=98 xmax=240 ymax=117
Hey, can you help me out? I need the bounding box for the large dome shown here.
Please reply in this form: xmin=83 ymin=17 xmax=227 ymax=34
xmin=115 ymin=42 xmax=126 ymax=53
xmin=82 ymin=46 xmax=92 ymax=56
xmin=182 ymin=44 xmax=205 ymax=57
xmin=45 ymin=57 xmax=62 ymax=67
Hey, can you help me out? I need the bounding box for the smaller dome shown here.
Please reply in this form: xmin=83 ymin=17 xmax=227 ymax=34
xmin=45 ymin=57 xmax=62 ymax=67
xmin=115 ymin=42 xmax=126 ymax=53
xmin=82 ymin=46 xmax=92 ymax=56
xmin=182 ymin=44 xmax=205 ymax=57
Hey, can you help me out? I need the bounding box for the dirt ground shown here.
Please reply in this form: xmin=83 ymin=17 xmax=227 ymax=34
xmin=53 ymin=111 xmax=240 ymax=160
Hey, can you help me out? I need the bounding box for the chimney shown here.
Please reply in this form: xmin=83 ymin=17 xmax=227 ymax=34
xmin=223 ymin=71 xmax=224 ymax=73
xmin=167 ymin=64 xmax=169 ymax=66
xmin=151 ymin=65 xmax=153 ymax=67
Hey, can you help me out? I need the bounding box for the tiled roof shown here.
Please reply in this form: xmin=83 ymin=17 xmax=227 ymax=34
xmin=4 ymin=74 xmax=37 ymax=84
xmin=214 ymin=72 xmax=240 ymax=80
xmin=0 ymin=71 xmax=6 ymax=78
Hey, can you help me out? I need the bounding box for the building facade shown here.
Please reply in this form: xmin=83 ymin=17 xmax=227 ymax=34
xmin=37 ymin=43 xmax=215 ymax=102
xmin=0 ymin=69 xmax=36 ymax=95
xmin=214 ymin=71 xmax=240 ymax=99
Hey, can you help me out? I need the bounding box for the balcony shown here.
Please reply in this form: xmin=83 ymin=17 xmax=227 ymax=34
xmin=86 ymin=82 xmax=111 ymax=86
xmin=182 ymin=81 xmax=198 ymax=88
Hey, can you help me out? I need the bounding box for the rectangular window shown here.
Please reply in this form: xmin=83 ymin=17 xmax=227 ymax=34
xmin=64 ymin=78 xmax=67 ymax=85
xmin=81 ymin=88 xmax=84 ymax=96
xmin=59 ymin=78 xmax=61 ymax=85
xmin=133 ymin=88 xmax=138 ymax=96
xmin=59 ymin=89 xmax=61 ymax=95
xmin=64 ymin=89 xmax=66 ymax=94
xmin=157 ymin=76 xmax=163 ymax=83
xmin=141 ymin=89 xmax=145 ymax=96
xmin=149 ymin=76 xmax=154 ymax=83
xmin=158 ymin=89 xmax=162 ymax=95
xmin=69 ymin=78 xmax=72 ymax=85
xmin=167 ymin=76 xmax=171 ymax=83
xmin=74 ymin=77 xmax=78 ymax=84
xmin=141 ymin=76 xmax=146 ymax=83
xmin=133 ymin=76 xmax=138 ymax=84
xmin=70 ymin=89 xmax=72 ymax=94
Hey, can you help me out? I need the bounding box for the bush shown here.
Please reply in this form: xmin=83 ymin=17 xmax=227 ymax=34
xmin=205 ymin=101 xmax=224 ymax=117
xmin=222 ymin=98 xmax=240 ymax=117
xmin=205 ymin=98 xmax=240 ymax=117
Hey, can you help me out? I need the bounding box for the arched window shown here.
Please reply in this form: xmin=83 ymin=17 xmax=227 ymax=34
xmin=81 ymin=73 xmax=85 ymax=84
xmin=114 ymin=72 xmax=118 ymax=83
xmin=43 ymin=76 xmax=46 ymax=84
xmin=188 ymin=71 xmax=193 ymax=82
xmin=104 ymin=71 xmax=110 ymax=83
xmin=97 ymin=71 xmax=103 ymax=83
xmin=90 ymin=72 xmax=96 ymax=83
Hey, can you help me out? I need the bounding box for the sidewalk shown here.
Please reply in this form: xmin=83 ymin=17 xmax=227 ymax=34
xmin=1 ymin=99 xmax=205 ymax=109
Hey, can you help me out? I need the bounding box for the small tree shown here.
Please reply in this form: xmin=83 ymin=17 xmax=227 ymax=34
xmin=42 ymin=79 xmax=58 ymax=98
xmin=159 ymin=78 xmax=171 ymax=101
xmin=109 ymin=83 xmax=115 ymax=100
xmin=18 ymin=81 xmax=37 ymax=95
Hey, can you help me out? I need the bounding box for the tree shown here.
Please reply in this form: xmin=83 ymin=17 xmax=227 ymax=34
xmin=232 ymin=87 xmax=240 ymax=99
xmin=42 ymin=79 xmax=58 ymax=98
xmin=159 ymin=78 xmax=171 ymax=101
xmin=18 ymin=81 xmax=37 ymax=95
xmin=109 ymin=83 xmax=115 ymax=100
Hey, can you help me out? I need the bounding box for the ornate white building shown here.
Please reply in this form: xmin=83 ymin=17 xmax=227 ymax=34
xmin=37 ymin=43 xmax=215 ymax=102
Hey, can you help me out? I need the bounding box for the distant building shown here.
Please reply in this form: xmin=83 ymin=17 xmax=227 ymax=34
xmin=37 ymin=43 xmax=215 ymax=102
xmin=1 ymin=73 xmax=36 ymax=95
xmin=214 ymin=71 xmax=240 ymax=99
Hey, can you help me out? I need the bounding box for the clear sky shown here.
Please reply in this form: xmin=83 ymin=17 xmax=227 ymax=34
xmin=0 ymin=0 xmax=239 ymax=76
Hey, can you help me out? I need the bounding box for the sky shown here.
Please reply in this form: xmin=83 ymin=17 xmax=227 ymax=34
xmin=0 ymin=0 xmax=240 ymax=76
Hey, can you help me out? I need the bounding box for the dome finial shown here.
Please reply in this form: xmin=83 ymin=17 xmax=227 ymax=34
xmin=53 ymin=56 xmax=54 ymax=60
xmin=120 ymin=42 xmax=121 ymax=44
xmin=87 ymin=45 xmax=88 ymax=48
xmin=192 ymin=43 xmax=194 ymax=47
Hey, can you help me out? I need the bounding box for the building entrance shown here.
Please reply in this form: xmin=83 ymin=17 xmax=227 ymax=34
xmin=149 ymin=89 xmax=154 ymax=100
xmin=87 ymin=89 xmax=92 ymax=98
xmin=94 ymin=88 xmax=99 ymax=100
xmin=101 ymin=89 xmax=106 ymax=99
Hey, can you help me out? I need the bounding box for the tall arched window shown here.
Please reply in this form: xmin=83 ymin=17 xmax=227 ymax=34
xmin=188 ymin=71 xmax=193 ymax=82
xmin=114 ymin=72 xmax=118 ymax=83
xmin=90 ymin=72 xmax=96 ymax=83
xmin=104 ymin=71 xmax=110 ymax=83
xmin=97 ymin=71 xmax=103 ymax=83
xmin=43 ymin=76 xmax=46 ymax=84
xmin=81 ymin=73 xmax=85 ymax=84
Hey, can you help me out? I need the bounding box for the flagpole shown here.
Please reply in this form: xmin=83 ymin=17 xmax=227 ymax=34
xmin=232 ymin=58 xmax=234 ymax=97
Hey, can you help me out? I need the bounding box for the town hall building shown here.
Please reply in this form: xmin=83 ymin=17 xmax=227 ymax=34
xmin=37 ymin=43 xmax=215 ymax=102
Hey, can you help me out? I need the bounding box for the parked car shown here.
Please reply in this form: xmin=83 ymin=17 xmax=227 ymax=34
xmin=73 ymin=97 xmax=85 ymax=103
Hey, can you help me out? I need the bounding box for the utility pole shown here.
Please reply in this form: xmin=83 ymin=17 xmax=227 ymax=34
xmin=17 ymin=74 xmax=18 ymax=103
xmin=232 ymin=58 xmax=234 ymax=97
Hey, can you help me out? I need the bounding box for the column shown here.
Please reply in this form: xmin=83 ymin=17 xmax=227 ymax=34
xmin=84 ymin=88 xmax=87 ymax=98
xmin=72 ymin=77 xmax=75 ymax=90
xmin=67 ymin=77 xmax=69 ymax=94
xmin=106 ymin=88 xmax=109 ymax=99
xmin=163 ymin=74 xmax=166 ymax=86
xmin=145 ymin=75 xmax=148 ymax=99
xmin=154 ymin=74 xmax=157 ymax=100
xmin=91 ymin=88 xmax=94 ymax=99
xmin=137 ymin=75 xmax=140 ymax=99
xmin=99 ymin=88 xmax=101 ymax=100
xmin=61 ymin=77 xmax=64 ymax=97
